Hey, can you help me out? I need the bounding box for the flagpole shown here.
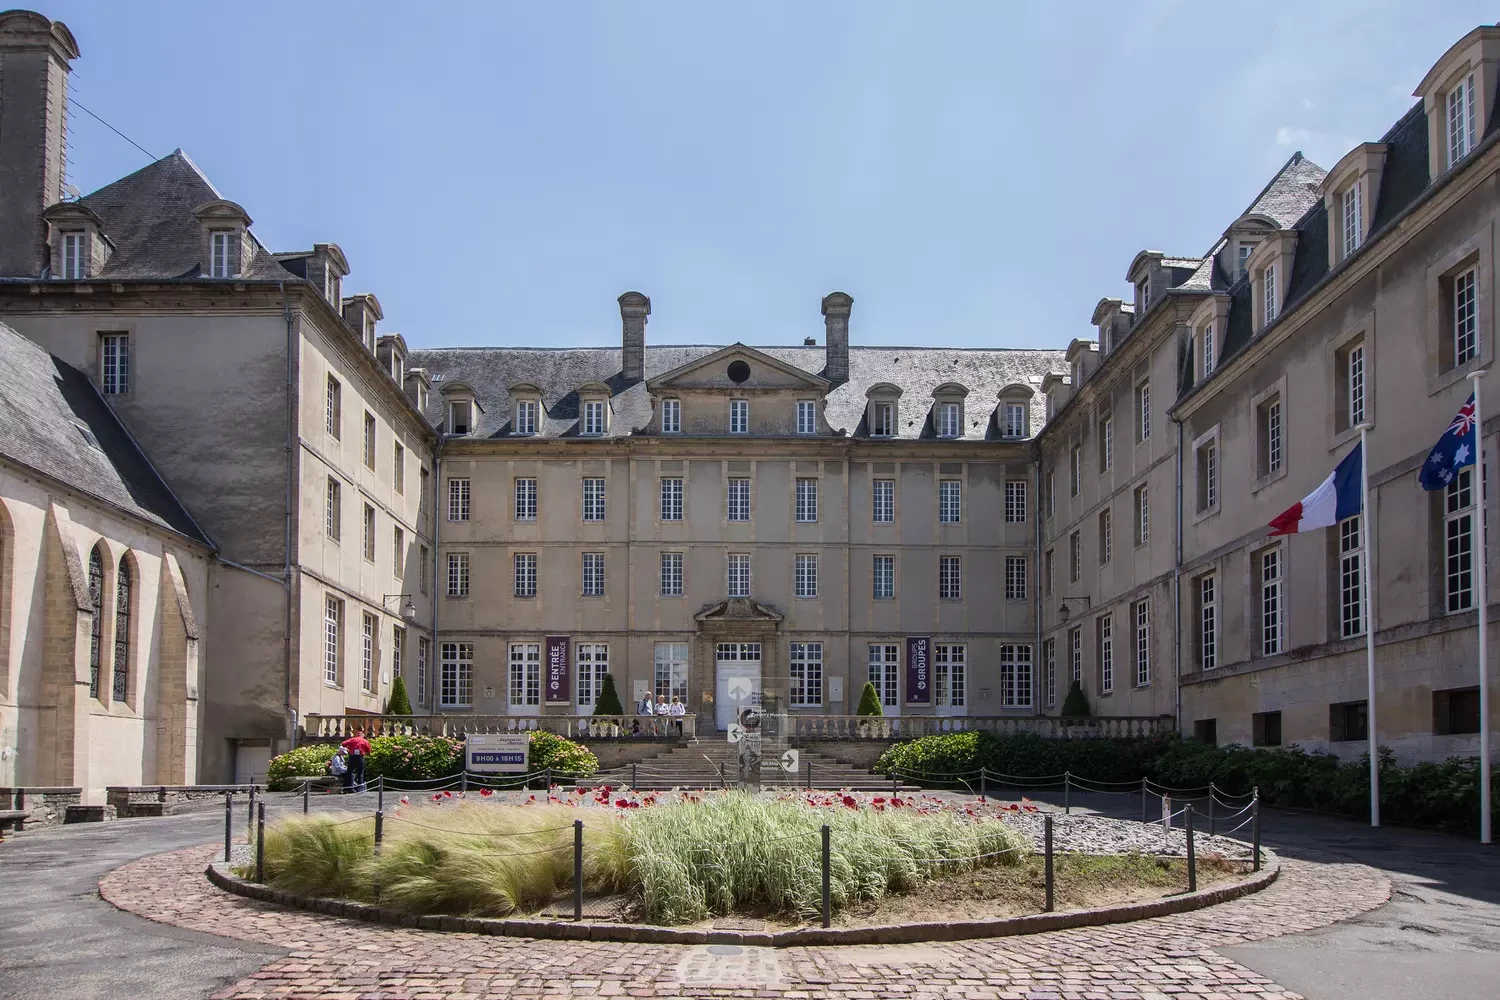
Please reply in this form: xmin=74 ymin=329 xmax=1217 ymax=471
xmin=1359 ymin=423 xmax=1379 ymax=827
xmin=1471 ymin=370 xmax=1491 ymax=846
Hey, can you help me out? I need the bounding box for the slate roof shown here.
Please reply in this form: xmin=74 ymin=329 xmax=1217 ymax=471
xmin=66 ymin=150 xmax=289 ymax=281
xmin=0 ymin=321 xmax=212 ymax=544
xmin=408 ymin=344 xmax=1065 ymax=442
xmin=1242 ymin=152 xmax=1327 ymax=227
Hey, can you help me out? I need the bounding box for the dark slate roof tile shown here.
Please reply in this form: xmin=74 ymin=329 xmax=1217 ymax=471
xmin=0 ymin=321 xmax=211 ymax=545
xmin=1371 ymin=104 xmax=1430 ymax=232
xmin=1244 ymin=152 xmax=1327 ymax=226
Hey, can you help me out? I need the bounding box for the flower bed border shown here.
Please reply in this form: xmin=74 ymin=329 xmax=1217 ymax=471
xmin=204 ymin=850 xmax=1279 ymax=947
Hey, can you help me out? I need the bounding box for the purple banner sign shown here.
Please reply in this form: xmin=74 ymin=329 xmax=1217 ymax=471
xmin=905 ymin=636 xmax=931 ymax=704
xmin=545 ymin=636 xmax=570 ymax=705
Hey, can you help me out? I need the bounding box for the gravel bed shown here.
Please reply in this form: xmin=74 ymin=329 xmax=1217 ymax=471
xmin=1001 ymin=811 xmax=1257 ymax=860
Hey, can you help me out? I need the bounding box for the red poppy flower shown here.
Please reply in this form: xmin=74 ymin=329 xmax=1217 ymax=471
xmin=432 ymin=794 xmax=442 ymax=801
xmin=842 ymin=795 xmax=857 ymax=809
xmin=480 ymin=788 xmax=494 ymax=797
xmin=443 ymin=790 xmax=453 ymax=798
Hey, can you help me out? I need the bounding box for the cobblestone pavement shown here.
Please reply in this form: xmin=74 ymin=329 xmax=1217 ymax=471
xmin=99 ymin=843 xmax=1390 ymax=1000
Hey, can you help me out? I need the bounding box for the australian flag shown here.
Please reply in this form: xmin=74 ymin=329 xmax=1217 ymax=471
xmin=1419 ymin=393 xmax=1478 ymax=491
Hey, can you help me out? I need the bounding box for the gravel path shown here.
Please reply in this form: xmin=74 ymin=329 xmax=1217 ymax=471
xmin=1001 ymin=810 xmax=1258 ymax=860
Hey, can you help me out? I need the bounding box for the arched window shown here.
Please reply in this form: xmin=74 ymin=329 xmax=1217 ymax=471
xmin=113 ymin=557 xmax=132 ymax=703
xmin=88 ymin=545 xmax=103 ymax=700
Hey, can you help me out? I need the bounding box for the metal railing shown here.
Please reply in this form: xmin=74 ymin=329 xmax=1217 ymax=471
xmin=303 ymin=713 xmax=696 ymax=741
xmin=789 ymin=714 xmax=1175 ymax=741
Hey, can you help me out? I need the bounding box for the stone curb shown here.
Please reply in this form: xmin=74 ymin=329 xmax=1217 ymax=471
xmin=204 ymin=850 xmax=1280 ymax=947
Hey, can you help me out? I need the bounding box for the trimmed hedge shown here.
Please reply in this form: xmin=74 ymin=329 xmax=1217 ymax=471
xmin=266 ymin=732 xmax=599 ymax=790
xmin=876 ymin=731 xmax=1500 ymax=836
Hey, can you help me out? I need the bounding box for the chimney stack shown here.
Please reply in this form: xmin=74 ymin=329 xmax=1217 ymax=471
xmin=821 ymin=292 xmax=852 ymax=384
xmin=0 ymin=11 xmax=80 ymax=277
xmin=619 ymin=291 xmax=650 ymax=382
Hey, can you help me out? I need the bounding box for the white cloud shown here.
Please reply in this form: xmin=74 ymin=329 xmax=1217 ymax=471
xmin=1276 ymin=126 xmax=1315 ymax=145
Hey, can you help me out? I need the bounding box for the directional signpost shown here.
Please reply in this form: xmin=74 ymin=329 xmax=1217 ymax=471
xmin=780 ymin=749 xmax=799 ymax=773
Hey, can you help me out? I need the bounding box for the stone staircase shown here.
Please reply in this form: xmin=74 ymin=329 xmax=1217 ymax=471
xmin=587 ymin=740 xmax=916 ymax=792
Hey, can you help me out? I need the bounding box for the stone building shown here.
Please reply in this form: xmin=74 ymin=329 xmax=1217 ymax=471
xmin=1038 ymin=27 xmax=1500 ymax=763
xmin=408 ymin=296 xmax=1061 ymax=729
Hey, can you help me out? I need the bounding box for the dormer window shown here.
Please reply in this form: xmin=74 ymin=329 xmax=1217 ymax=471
xmin=1004 ymin=402 xmax=1027 ymax=439
xmin=1417 ymin=29 xmax=1500 ymax=180
xmin=1202 ymin=321 xmax=1215 ymax=376
xmin=661 ymin=398 xmax=681 ymax=434
xmin=1136 ymin=275 xmax=1151 ymax=311
xmin=1448 ymin=71 xmax=1477 ymax=167
xmin=1263 ymin=264 xmax=1278 ymax=323
xmin=325 ymin=271 xmax=342 ymax=307
xmin=872 ymin=402 xmax=895 ymax=437
xmin=363 ymin=315 xmax=376 ymax=353
xmin=61 ymin=231 xmax=85 ymax=278
xmin=210 ymin=230 xmax=238 ymax=278
xmin=1237 ymin=244 xmax=1255 ymax=278
xmin=1341 ymin=181 xmax=1363 ymax=258
xmin=796 ymin=400 xmax=817 ymax=435
xmin=514 ymin=400 xmax=539 ymax=436
xmin=1323 ymin=145 xmax=1387 ymax=268
xmin=936 ymin=402 xmax=960 ymax=438
xmin=582 ymin=400 xmax=605 ymax=435
xmin=1248 ymin=233 xmax=1296 ymax=333
xmin=448 ymin=399 xmax=473 ymax=436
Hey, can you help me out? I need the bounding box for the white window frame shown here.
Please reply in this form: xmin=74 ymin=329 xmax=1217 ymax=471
xmin=448 ymin=478 xmax=471 ymax=521
xmin=661 ymin=398 xmax=682 ymax=434
xmin=660 ymin=477 xmax=684 ymax=521
xmin=1003 ymin=402 xmax=1028 ymax=439
xmin=871 ymin=401 xmax=895 ymax=437
xmin=1202 ymin=322 xmax=1215 ymax=378
xmin=514 ymin=399 xmax=539 ymax=436
xmin=1199 ymin=574 xmax=1218 ymax=670
xmin=1099 ymin=613 xmax=1114 ymax=694
xmin=448 ymin=399 xmax=473 ymax=436
xmin=1101 ymin=416 xmax=1113 ymax=471
xmin=939 ymin=554 xmax=962 ymax=601
xmin=935 ymin=643 xmax=968 ymax=710
xmin=1004 ymin=480 xmax=1027 ymax=523
xmin=447 ymin=552 xmax=470 ymax=598
xmin=100 ymin=333 xmax=129 ymax=395
xmin=1446 ymin=467 xmax=1476 ymax=613
xmin=936 ymin=401 xmax=961 ymax=438
xmin=873 ymin=554 xmax=895 ymax=599
xmin=440 ymin=641 xmax=473 ymax=708
xmin=727 ymin=477 xmax=751 ymax=522
xmin=1260 ymin=547 xmax=1284 ymax=655
xmin=788 ymin=641 xmax=823 ymax=706
xmin=1133 ymin=599 xmax=1150 ymax=687
xmin=514 ymin=478 xmax=538 ymax=521
xmin=514 ymin=552 xmax=538 ymax=598
xmin=660 ymin=552 xmax=684 ymax=597
xmin=794 ymin=553 xmax=818 ymax=599
xmin=1136 ymin=381 xmax=1151 ymax=441
xmin=210 ymin=230 xmax=237 ymax=278
xmin=654 ymin=642 xmax=689 ymax=703
xmin=795 ymin=478 xmax=819 ymax=523
xmin=394 ymin=442 xmax=405 ymax=495
xmin=867 ymin=644 xmax=900 ymax=710
xmin=576 ymin=643 xmax=609 ymax=708
xmin=1005 ymin=556 xmax=1027 ymax=601
xmin=872 ymin=479 xmax=895 ymax=523
xmin=1263 ymin=263 xmax=1279 ymax=323
xmin=326 ymin=376 xmax=341 ymax=437
xmin=325 ymin=477 xmax=341 ymax=540
xmin=393 ymin=526 xmax=404 ymax=578
xmin=999 ymin=644 xmax=1030 ymax=709
xmin=1340 ymin=515 xmax=1364 ymax=638
xmin=323 ymin=594 xmax=341 ymax=685
xmin=1455 ymin=266 xmax=1479 ymax=366
xmin=582 ymin=552 xmax=605 ymax=598
xmin=729 ymin=398 xmax=749 ymax=434
xmin=1136 ymin=484 xmax=1149 ymax=544
xmin=727 ymin=553 xmax=751 ymax=598
xmin=1070 ymin=444 xmax=1081 ymax=496
xmin=796 ymin=400 xmax=817 ymax=435
xmin=938 ymin=480 xmax=962 ymax=524
xmin=363 ymin=411 xmax=376 ymax=469
xmin=1044 ymin=638 xmax=1057 ymax=708
xmin=1448 ymin=71 xmax=1477 ymax=168
xmin=1347 ymin=342 xmax=1366 ymax=428
xmin=361 ymin=612 xmax=376 ymax=692
xmin=1068 ymin=626 xmax=1082 ymax=685
xmin=1267 ymin=397 xmax=1284 ymax=474
xmin=583 ymin=477 xmax=607 ymax=522
xmin=582 ymin=399 xmax=606 ymax=436
xmin=508 ymin=642 xmax=541 ymax=708
xmin=1099 ymin=507 xmax=1112 ymax=564
xmin=362 ymin=504 xmax=376 ymax=561
xmin=61 ymin=231 xmax=85 ymax=278
xmin=1341 ymin=180 xmax=1362 ymax=258
xmin=417 ymin=635 xmax=429 ymax=706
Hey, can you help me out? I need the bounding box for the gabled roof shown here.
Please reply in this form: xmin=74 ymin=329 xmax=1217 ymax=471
xmin=1238 ymin=152 xmax=1328 ymax=230
xmin=0 ymin=321 xmax=211 ymax=546
xmin=647 ymin=342 xmax=830 ymax=390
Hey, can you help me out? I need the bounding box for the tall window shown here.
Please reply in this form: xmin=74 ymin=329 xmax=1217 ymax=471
xmin=1260 ymin=547 xmax=1283 ymax=655
xmin=796 ymin=478 xmax=819 ymax=522
xmin=583 ymin=478 xmax=606 ymax=522
xmin=1070 ymin=444 xmax=1081 ymax=496
xmin=1099 ymin=416 xmax=1113 ymax=471
xmin=660 ymin=552 xmax=684 ymax=596
xmin=871 ymin=401 xmax=895 ymax=437
xmin=363 ymin=412 xmax=376 ymax=468
xmin=661 ymin=398 xmax=681 ymax=433
xmin=1135 ymin=484 xmax=1150 ymax=543
xmin=727 ymin=478 xmax=751 ymax=522
xmin=1199 ymin=575 xmax=1217 ymax=670
xmin=794 ymin=554 xmax=818 ymax=598
xmin=417 ymin=636 xmax=429 ymax=706
xmin=1068 ymin=626 xmax=1082 ymax=684
xmin=447 ymin=552 xmax=469 ymax=598
xmin=1005 ymin=481 xmax=1027 ymax=523
xmin=62 ymin=231 xmax=85 ymax=278
xmin=1044 ymin=549 xmax=1054 ymax=597
xmin=1454 ymin=266 xmax=1478 ymax=366
xmin=576 ymin=644 xmax=609 ymax=708
xmin=1202 ymin=322 xmax=1215 ymax=377
xmin=1446 ymin=467 xmax=1476 ymax=612
xmin=509 ymin=642 xmax=541 ymax=707
xmin=1347 ymin=342 xmax=1365 ymax=428
xmin=100 ymin=334 xmax=129 ymax=395
xmin=729 ymin=398 xmax=748 ymax=434
xmin=1003 ymin=402 xmax=1028 ymax=439
xmin=514 ymin=553 xmax=538 ymax=598
xmin=1069 ymin=531 xmax=1080 ymax=583
xmin=1237 ymin=243 xmax=1254 ymax=278
xmin=393 ymin=442 xmax=405 ymax=494
xmin=660 ymin=477 xmax=683 ymax=521
xmin=326 ymin=477 xmax=341 ymax=540
xmin=1197 ymin=441 xmax=1218 ymax=512
xmin=1263 ymin=263 xmax=1278 ymax=323
xmin=1448 ymin=71 xmax=1477 ymax=167
xmin=1005 ymin=556 xmax=1027 ymax=601
xmin=440 ymin=642 xmax=473 ymax=708
xmin=1132 ymin=599 xmax=1150 ymax=686
xmin=393 ymin=526 xmax=403 ymax=578
xmin=937 ymin=402 xmax=960 ymax=438
xmin=323 ymin=594 xmax=341 ymax=685
xmin=873 ymin=554 xmax=895 ymax=599
xmin=999 ymin=644 xmax=1031 ymax=708
xmin=514 ymin=400 xmax=538 ymax=436
xmin=420 ymin=467 xmax=430 ymax=522
xmin=582 ymin=552 xmax=605 ymax=597
xmin=1099 ymin=508 xmax=1112 ymax=565
xmin=938 ymin=480 xmax=961 ymax=524
xmin=362 ymin=504 xmax=376 ymax=561
xmin=797 ymin=400 xmax=817 ymax=435
xmin=654 ymin=642 xmax=689 ymax=702
xmin=1340 ymin=515 xmax=1364 ymax=638
xmin=392 ymin=625 xmax=405 ymax=686
xmin=514 ymin=478 xmax=538 ymax=521
xmin=1097 ymin=613 xmax=1114 ymax=694
xmin=1341 ymin=180 xmax=1362 ymax=258
xmin=872 ymin=479 xmax=895 ymax=522
xmin=939 ymin=555 xmax=962 ymax=600
xmin=1043 ymin=638 xmax=1057 ymax=708
xmin=361 ymin=612 xmax=376 ymax=691
xmin=727 ymin=553 xmax=751 ymax=597
xmin=112 ymin=558 xmax=131 ymax=702
xmin=582 ymin=400 xmax=606 ymax=435
xmin=448 ymin=478 xmax=470 ymax=521
xmin=789 ymin=642 xmax=823 ymax=706
xmin=1136 ymin=381 xmax=1151 ymax=441
xmin=935 ymin=644 xmax=967 ymax=708
xmin=326 ymin=376 xmax=341 ymax=437
xmin=210 ymin=230 xmax=236 ymax=277
xmin=1263 ymin=396 xmax=1283 ymax=475
xmin=868 ymin=644 xmax=900 ymax=709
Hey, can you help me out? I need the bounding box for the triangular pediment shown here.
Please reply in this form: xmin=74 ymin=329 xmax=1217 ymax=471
xmin=694 ymin=598 xmax=784 ymax=623
xmin=648 ymin=344 xmax=828 ymax=392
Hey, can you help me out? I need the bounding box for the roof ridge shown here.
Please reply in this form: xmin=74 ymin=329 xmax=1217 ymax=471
xmin=410 ymin=344 xmax=1067 ymax=354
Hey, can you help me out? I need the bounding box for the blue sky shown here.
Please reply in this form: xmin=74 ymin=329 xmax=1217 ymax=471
xmin=47 ymin=1 xmax=1495 ymax=351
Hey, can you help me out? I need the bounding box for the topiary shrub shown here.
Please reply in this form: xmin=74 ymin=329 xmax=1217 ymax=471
xmin=384 ymin=675 xmax=413 ymax=716
xmin=855 ymin=681 xmax=884 ymax=717
xmin=592 ymin=673 xmax=625 ymax=716
xmin=1060 ymin=680 xmax=1091 ymax=718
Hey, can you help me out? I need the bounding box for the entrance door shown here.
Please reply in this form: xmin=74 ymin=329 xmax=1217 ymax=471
xmin=715 ymin=642 xmax=763 ymax=730
xmin=866 ymin=643 xmax=902 ymax=716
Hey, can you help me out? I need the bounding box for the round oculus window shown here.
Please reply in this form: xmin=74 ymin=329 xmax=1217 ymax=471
xmin=727 ymin=360 xmax=751 ymax=383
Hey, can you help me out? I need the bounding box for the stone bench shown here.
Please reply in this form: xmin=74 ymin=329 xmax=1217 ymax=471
xmin=63 ymin=804 xmax=106 ymax=824
xmin=0 ymin=809 xmax=29 ymax=836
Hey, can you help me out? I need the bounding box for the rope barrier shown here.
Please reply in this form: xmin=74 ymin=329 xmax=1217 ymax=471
xmin=386 ymin=815 xmax=578 ymax=837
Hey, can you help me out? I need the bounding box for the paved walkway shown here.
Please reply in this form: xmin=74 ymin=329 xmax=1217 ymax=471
xmin=1 ymin=791 xmax=1495 ymax=1000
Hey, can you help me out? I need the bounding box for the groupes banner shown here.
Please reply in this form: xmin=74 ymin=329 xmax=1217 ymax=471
xmin=545 ymin=636 xmax=571 ymax=705
xmin=905 ymin=635 xmax=931 ymax=704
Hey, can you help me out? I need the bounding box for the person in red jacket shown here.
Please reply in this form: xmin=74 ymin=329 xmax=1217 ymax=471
xmin=340 ymin=732 xmax=372 ymax=793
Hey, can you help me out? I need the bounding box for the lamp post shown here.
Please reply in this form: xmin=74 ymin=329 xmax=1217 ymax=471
xmin=1057 ymin=597 xmax=1092 ymax=623
xmin=382 ymin=594 xmax=418 ymax=622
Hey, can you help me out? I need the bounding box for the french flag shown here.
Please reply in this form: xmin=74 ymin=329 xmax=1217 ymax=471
xmin=1267 ymin=442 xmax=1363 ymax=535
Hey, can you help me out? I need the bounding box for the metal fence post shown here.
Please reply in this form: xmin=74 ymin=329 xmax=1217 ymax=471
xmin=892 ymin=773 xmax=898 ymax=797
xmin=574 ymin=819 xmax=584 ymax=922
xmin=632 ymin=762 xmax=638 ymax=788
xmin=377 ymin=775 xmax=385 ymax=813
xmin=1141 ymin=777 xmax=1148 ymax=821
xmin=223 ymin=792 xmax=232 ymax=862
xmin=1043 ymin=814 xmax=1054 ymax=913
xmin=980 ymin=769 xmax=987 ymax=800
xmin=820 ymin=824 xmax=831 ymax=928
xmin=1064 ymin=771 xmax=1071 ymax=815
xmin=303 ymin=780 xmax=310 ymax=815
xmin=806 ymin=759 xmax=812 ymax=791
xmin=247 ymin=785 xmax=256 ymax=834
xmin=546 ymin=767 xmax=553 ymax=790
xmin=1208 ymin=781 xmax=1216 ymax=837
xmin=1185 ymin=804 xmax=1197 ymax=893
xmin=255 ymin=802 xmax=266 ymax=884
xmin=1252 ymin=795 xmax=1261 ymax=872
xmin=372 ymin=809 xmax=385 ymax=903
xmin=460 ymin=770 xmax=468 ymax=793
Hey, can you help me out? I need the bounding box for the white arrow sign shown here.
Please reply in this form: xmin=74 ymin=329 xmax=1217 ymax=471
xmin=727 ymin=677 xmax=753 ymax=700
xmin=780 ymin=749 xmax=799 ymax=773
xmin=727 ymin=723 xmax=745 ymax=744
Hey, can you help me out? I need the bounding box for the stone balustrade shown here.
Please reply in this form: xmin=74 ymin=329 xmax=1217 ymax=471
xmin=786 ymin=714 xmax=1176 ymax=741
xmin=302 ymin=713 xmax=696 ymax=742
